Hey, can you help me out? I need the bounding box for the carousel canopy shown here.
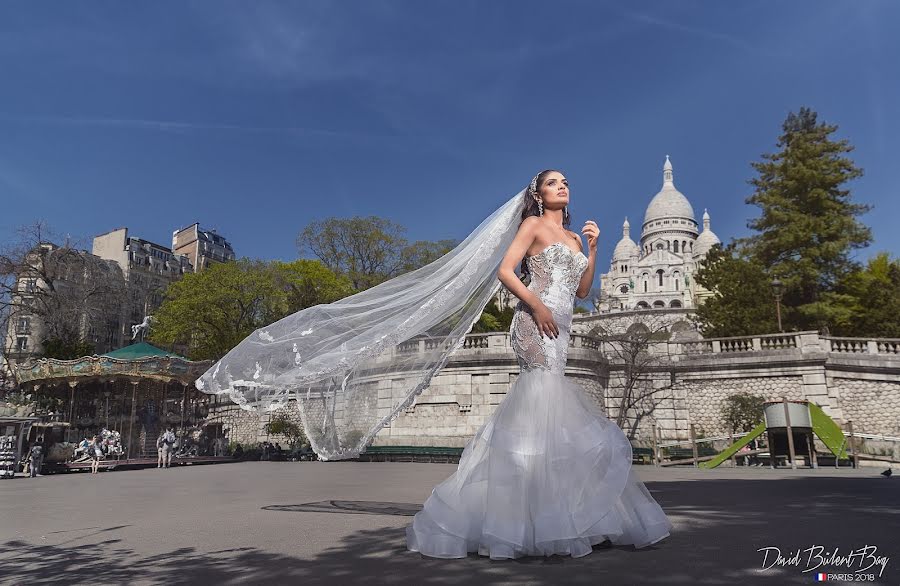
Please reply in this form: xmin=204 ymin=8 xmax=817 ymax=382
xmin=103 ymin=342 xmax=187 ymax=360
xmin=13 ymin=342 xmax=212 ymax=386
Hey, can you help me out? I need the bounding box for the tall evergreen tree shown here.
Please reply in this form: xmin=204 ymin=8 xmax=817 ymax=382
xmin=828 ymin=253 xmax=900 ymax=338
xmin=693 ymin=244 xmax=780 ymax=337
xmin=741 ymin=107 xmax=871 ymax=330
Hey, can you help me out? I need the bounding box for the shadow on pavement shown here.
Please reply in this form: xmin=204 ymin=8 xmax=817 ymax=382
xmin=263 ymin=500 xmax=420 ymax=516
xmin=2 ymin=476 xmax=897 ymax=585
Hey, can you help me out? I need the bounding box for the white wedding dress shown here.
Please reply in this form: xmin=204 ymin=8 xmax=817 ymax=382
xmin=406 ymin=242 xmax=673 ymax=559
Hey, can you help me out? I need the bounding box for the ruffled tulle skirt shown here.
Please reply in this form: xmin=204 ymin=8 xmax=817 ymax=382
xmin=406 ymin=368 xmax=672 ymax=559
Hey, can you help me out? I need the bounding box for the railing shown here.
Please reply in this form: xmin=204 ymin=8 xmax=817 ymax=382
xmin=393 ymin=332 xmax=899 ymax=359
xmin=827 ymin=337 xmax=870 ymax=354
xmin=720 ymin=338 xmax=754 ymax=353
xmin=569 ymin=335 xmax=600 ymax=350
xmin=877 ymin=340 xmax=900 ymax=355
xmin=825 ymin=336 xmax=900 ymax=356
xmin=658 ymin=432 xmax=750 ymax=449
xmin=679 ymin=333 xmax=900 ymax=357
xmin=393 ymin=332 xmax=602 ymax=355
xmin=759 ymin=334 xmax=798 ymax=350
xmin=680 ymin=334 xmax=801 ymax=355
xmin=396 ymin=340 xmax=419 ymax=354
xmin=682 ymin=340 xmax=713 ymax=354
xmin=462 ymin=335 xmax=489 ymax=349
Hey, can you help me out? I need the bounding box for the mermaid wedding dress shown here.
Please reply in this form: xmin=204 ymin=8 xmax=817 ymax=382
xmin=406 ymin=241 xmax=673 ymax=559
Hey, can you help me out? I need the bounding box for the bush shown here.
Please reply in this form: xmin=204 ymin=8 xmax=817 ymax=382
xmin=722 ymin=394 xmax=765 ymax=434
xmin=264 ymin=413 xmax=308 ymax=449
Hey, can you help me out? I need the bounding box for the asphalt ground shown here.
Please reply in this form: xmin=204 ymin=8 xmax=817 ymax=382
xmin=1 ymin=462 xmax=897 ymax=586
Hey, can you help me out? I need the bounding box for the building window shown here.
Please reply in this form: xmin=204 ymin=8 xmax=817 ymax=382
xmin=16 ymin=317 xmax=30 ymax=333
xmin=619 ymin=285 xmax=628 ymax=294
xmin=657 ymin=269 xmax=664 ymax=287
xmin=23 ymin=279 xmax=37 ymax=293
xmin=16 ymin=337 xmax=28 ymax=351
xmin=673 ymin=241 xmax=679 ymax=253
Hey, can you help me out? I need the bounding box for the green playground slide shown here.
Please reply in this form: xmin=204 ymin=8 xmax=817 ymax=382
xmin=699 ymin=403 xmax=848 ymax=469
xmin=809 ymin=402 xmax=849 ymax=459
xmin=699 ymin=422 xmax=766 ymax=469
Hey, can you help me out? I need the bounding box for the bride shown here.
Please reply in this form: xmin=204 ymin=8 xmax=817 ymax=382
xmin=195 ymin=169 xmax=672 ymax=560
xmin=405 ymin=170 xmax=672 ymax=559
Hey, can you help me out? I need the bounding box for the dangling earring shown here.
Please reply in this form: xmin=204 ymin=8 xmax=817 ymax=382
xmin=537 ymin=199 xmax=544 ymax=216
xmin=564 ymin=206 xmax=569 ymax=221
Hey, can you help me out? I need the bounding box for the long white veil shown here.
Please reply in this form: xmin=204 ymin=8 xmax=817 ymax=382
xmin=195 ymin=189 xmax=526 ymax=460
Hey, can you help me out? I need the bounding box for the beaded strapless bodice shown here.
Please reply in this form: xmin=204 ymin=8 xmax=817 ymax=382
xmin=509 ymin=242 xmax=588 ymax=374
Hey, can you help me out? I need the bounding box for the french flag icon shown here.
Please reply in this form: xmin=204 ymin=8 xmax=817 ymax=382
xmin=814 ymin=573 xmax=828 ymax=582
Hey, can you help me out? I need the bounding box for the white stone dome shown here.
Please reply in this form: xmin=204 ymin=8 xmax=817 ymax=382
xmin=643 ymin=156 xmax=696 ymax=225
xmin=613 ymin=218 xmax=639 ymax=260
xmin=693 ymin=209 xmax=721 ymax=257
xmin=644 ymin=186 xmax=695 ymax=224
xmin=613 ymin=237 xmax=639 ymax=260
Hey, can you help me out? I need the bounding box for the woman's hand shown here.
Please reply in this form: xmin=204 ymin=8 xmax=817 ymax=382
xmin=582 ymin=220 xmax=600 ymax=252
xmin=533 ymin=303 xmax=559 ymax=338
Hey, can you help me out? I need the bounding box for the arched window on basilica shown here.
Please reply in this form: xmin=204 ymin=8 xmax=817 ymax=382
xmin=656 ymin=269 xmax=664 ymax=288
xmin=673 ymin=240 xmax=679 ymax=253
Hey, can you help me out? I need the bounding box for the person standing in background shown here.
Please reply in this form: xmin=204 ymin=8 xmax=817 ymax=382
xmin=29 ymin=437 xmax=44 ymax=477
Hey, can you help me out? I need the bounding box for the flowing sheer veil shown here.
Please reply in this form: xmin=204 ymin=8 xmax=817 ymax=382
xmin=195 ymin=189 xmax=526 ymax=460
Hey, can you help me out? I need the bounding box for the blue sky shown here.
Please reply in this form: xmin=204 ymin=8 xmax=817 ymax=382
xmin=1 ymin=2 xmax=897 ymax=272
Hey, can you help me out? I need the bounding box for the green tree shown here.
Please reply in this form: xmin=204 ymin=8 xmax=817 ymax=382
xmin=150 ymin=259 xmax=353 ymax=361
xmin=722 ymin=394 xmax=765 ymax=434
xmin=297 ymin=217 xmax=458 ymax=291
xmin=265 ymin=411 xmax=308 ymax=449
xmin=272 ymin=259 xmax=354 ymax=314
xmin=472 ymin=300 xmax=514 ymax=333
xmin=693 ymin=244 xmax=780 ymax=337
xmin=297 ymin=216 xmax=408 ymax=290
xmin=149 ymin=260 xmax=285 ymax=360
xmin=741 ymin=107 xmax=871 ymax=331
xmin=399 ymin=239 xmax=457 ymax=274
xmin=41 ymin=338 xmax=95 ymax=360
xmin=828 ymin=253 xmax=900 ymax=337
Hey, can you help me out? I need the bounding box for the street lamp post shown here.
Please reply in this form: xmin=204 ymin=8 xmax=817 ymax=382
xmin=771 ymin=278 xmax=784 ymax=333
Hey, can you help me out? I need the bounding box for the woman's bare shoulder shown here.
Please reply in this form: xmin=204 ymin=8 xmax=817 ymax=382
xmin=566 ymin=230 xmax=583 ymax=251
xmin=518 ymin=216 xmax=543 ymax=237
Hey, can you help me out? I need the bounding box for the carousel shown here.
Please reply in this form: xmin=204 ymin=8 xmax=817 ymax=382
xmin=12 ymin=342 xmax=226 ymax=471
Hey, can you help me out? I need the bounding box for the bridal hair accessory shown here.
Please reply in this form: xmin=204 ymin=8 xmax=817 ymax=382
xmin=538 ymin=199 xmax=544 ymax=216
xmin=527 ymin=173 xmax=540 ymax=198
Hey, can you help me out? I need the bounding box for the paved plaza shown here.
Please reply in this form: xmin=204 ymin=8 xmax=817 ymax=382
xmin=1 ymin=462 xmax=898 ymax=585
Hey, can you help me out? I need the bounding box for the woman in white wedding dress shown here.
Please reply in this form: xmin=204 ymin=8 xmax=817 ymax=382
xmin=406 ymin=170 xmax=673 ymax=559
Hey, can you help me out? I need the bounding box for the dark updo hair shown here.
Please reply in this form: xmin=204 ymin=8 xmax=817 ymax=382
xmin=519 ymin=169 xmax=571 ymax=278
